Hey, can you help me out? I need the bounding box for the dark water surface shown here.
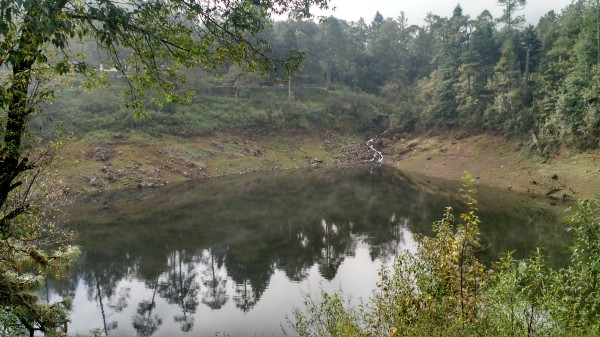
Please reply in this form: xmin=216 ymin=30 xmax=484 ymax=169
xmin=47 ymin=165 xmax=569 ymax=337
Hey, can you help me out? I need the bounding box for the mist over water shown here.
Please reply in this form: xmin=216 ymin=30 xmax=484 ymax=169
xmin=47 ymin=165 xmax=568 ymax=337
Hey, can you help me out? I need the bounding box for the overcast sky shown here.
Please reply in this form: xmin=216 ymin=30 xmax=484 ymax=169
xmin=314 ymin=0 xmax=574 ymax=26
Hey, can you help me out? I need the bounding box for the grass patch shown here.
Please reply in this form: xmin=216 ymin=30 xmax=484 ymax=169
xmin=38 ymin=82 xmax=393 ymax=140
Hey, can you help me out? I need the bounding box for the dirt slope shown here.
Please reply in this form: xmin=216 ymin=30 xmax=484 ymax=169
xmin=383 ymin=133 xmax=600 ymax=200
xmin=55 ymin=130 xmax=600 ymax=200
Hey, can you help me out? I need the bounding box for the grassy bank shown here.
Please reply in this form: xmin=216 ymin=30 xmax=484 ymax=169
xmin=55 ymin=129 xmax=365 ymax=193
xmin=40 ymin=83 xmax=391 ymax=138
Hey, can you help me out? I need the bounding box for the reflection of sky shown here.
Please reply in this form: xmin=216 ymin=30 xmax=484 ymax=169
xmin=52 ymin=166 xmax=566 ymax=336
xmin=63 ymin=240 xmax=411 ymax=337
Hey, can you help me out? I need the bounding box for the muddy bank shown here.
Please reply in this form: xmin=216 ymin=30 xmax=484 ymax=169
xmin=379 ymin=132 xmax=600 ymax=201
xmin=56 ymin=130 xmax=600 ymax=200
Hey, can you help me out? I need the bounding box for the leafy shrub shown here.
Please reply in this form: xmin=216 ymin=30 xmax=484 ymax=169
xmin=289 ymin=176 xmax=600 ymax=337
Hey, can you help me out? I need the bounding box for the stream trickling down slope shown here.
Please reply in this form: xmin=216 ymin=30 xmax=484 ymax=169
xmin=366 ymin=138 xmax=384 ymax=163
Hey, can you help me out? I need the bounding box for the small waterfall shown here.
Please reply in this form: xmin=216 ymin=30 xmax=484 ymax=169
xmin=365 ymin=138 xmax=383 ymax=163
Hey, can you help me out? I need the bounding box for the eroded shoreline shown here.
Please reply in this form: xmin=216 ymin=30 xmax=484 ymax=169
xmin=56 ymin=130 xmax=600 ymax=200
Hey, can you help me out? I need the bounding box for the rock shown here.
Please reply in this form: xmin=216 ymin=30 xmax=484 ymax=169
xmin=546 ymin=186 xmax=562 ymax=196
xmin=89 ymin=175 xmax=99 ymax=186
xmin=551 ymin=173 xmax=558 ymax=180
xmin=93 ymin=146 xmax=110 ymax=162
xmin=311 ymin=158 xmax=324 ymax=168
xmin=105 ymin=171 xmax=116 ymax=182
xmin=561 ymin=193 xmax=573 ymax=201
xmin=138 ymin=180 xmax=168 ymax=188
xmin=398 ymin=147 xmax=412 ymax=156
xmin=407 ymin=142 xmax=418 ymax=150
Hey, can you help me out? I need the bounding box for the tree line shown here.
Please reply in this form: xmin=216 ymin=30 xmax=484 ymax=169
xmin=244 ymin=0 xmax=599 ymax=149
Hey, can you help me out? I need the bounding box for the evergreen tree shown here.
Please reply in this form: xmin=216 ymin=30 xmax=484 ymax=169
xmin=497 ymin=0 xmax=528 ymax=28
xmin=486 ymin=37 xmax=525 ymax=132
xmin=319 ymin=17 xmax=348 ymax=88
xmin=424 ymin=6 xmax=470 ymax=127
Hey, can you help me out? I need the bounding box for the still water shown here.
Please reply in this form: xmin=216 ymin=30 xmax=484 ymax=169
xmin=48 ymin=165 xmax=568 ymax=337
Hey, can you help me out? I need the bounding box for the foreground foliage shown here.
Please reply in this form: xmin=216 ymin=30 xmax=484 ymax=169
xmin=1 ymin=0 xmax=329 ymax=335
xmin=290 ymin=175 xmax=600 ymax=337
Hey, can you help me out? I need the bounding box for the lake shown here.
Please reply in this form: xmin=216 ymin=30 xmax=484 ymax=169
xmin=46 ymin=165 xmax=569 ymax=337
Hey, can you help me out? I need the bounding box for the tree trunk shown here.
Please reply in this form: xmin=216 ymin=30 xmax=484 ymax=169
xmin=523 ymin=46 xmax=531 ymax=90
xmin=0 ymin=22 xmax=37 ymax=219
xmin=597 ymin=0 xmax=599 ymax=65
xmin=288 ymin=71 xmax=292 ymax=100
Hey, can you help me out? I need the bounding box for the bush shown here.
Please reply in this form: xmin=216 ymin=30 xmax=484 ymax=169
xmin=289 ymin=176 xmax=600 ymax=337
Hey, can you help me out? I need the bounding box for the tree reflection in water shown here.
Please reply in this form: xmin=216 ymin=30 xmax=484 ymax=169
xmin=368 ymin=215 xmax=411 ymax=262
xmin=88 ymin=272 xmax=130 ymax=337
xmin=318 ymin=219 xmax=350 ymax=280
xmin=233 ymin=280 xmax=258 ymax=312
xmin=51 ymin=165 xmax=565 ymax=336
xmin=200 ymin=251 xmax=228 ymax=310
xmin=159 ymin=251 xmax=200 ymax=332
xmin=132 ymin=277 xmax=162 ymax=337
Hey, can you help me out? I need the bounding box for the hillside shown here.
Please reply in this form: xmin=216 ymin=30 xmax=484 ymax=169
xmin=43 ymin=63 xmax=599 ymax=200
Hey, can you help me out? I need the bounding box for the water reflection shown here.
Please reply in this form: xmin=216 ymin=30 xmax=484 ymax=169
xmin=53 ymin=165 xmax=567 ymax=337
xmin=200 ymin=252 xmax=228 ymax=310
xmin=132 ymin=276 xmax=162 ymax=337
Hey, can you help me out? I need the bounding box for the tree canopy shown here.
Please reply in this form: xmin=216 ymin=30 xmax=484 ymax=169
xmin=219 ymin=0 xmax=597 ymax=149
xmin=0 ymin=0 xmax=329 ymax=335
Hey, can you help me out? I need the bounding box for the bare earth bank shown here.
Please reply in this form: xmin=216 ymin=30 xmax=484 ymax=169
xmin=57 ymin=130 xmax=600 ymax=200
xmin=384 ymin=133 xmax=600 ymax=201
